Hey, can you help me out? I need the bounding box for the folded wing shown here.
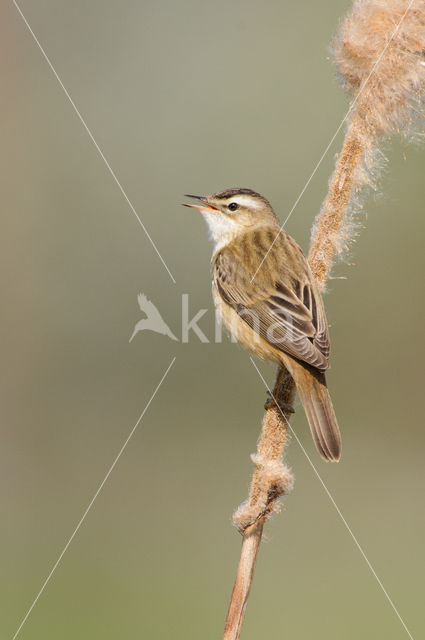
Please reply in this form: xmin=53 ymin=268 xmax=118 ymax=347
xmin=213 ymin=230 xmax=330 ymax=371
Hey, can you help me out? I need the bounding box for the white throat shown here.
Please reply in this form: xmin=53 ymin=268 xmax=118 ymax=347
xmin=201 ymin=210 xmax=239 ymax=253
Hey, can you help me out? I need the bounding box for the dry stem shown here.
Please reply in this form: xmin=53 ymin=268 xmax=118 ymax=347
xmin=223 ymin=134 xmax=363 ymax=635
xmin=309 ymin=119 xmax=366 ymax=291
xmin=223 ymin=369 xmax=295 ymax=640
xmin=222 ymin=2 xmax=425 ymax=638
xmin=222 ymin=130 xmax=366 ymax=637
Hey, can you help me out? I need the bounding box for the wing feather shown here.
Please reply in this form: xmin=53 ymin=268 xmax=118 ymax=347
xmin=213 ymin=229 xmax=330 ymax=370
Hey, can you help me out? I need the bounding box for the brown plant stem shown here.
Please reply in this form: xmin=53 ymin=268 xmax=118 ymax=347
xmin=222 ymin=118 xmax=368 ymax=640
xmin=223 ymin=368 xmax=295 ymax=640
xmin=222 ymin=519 xmax=264 ymax=640
xmin=223 ymin=2 xmax=425 ymax=636
xmin=309 ymin=119 xmax=366 ymax=291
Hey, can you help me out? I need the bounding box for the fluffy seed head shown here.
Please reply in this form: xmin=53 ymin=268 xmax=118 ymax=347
xmin=309 ymin=0 xmax=425 ymax=287
xmin=333 ymin=0 xmax=425 ymax=137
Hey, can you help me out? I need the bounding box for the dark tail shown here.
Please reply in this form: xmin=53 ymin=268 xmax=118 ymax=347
xmin=289 ymin=360 xmax=342 ymax=462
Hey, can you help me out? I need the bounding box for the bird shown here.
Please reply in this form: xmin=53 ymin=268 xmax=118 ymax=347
xmin=129 ymin=293 xmax=178 ymax=343
xmin=183 ymin=188 xmax=341 ymax=462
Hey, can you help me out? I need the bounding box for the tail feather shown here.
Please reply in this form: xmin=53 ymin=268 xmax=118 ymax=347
xmin=284 ymin=358 xmax=342 ymax=462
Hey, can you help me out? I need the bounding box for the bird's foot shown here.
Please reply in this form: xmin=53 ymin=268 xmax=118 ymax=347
xmin=264 ymin=391 xmax=295 ymax=415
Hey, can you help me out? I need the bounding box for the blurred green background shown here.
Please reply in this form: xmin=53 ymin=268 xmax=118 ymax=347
xmin=1 ymin=1 xmax=424 ymax=638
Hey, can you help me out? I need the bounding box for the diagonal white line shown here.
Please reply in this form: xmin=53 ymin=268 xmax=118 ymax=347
xmin=250 ymin=0 xmax=416 ymax=283
xmin=13 ymin=0 xmax=176 ymax=284
xmin=12 ymin=356 xmax=176 ymax=640
xmin=249 ymin=357 xmax=414 ymax=640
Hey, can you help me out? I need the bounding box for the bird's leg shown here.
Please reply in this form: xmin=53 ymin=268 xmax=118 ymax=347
xmin=264 ymin=389 xmax=295 ymax=415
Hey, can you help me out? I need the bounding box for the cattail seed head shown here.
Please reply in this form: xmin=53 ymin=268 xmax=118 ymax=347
xmin=232 ymin=455 xmax=294 ymax=533
xmin=333 ymin=0 xmax=425 ymax=137
xmin=309 ymin=0 xmax=425 ymax=286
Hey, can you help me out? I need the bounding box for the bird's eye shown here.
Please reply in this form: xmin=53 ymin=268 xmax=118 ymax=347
xmin=228 ymin=202 xmax=239 ymax=212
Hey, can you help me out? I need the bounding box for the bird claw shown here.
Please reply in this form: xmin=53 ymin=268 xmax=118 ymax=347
xmin=264 ymin=390 xmax=295 ymax=415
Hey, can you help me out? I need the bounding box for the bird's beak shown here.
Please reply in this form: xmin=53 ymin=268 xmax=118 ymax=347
xmin=182 ymin=194 xmax=220 ymax=213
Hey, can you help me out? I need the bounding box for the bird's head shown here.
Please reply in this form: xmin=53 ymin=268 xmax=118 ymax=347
xmin=183 ymin=188 xmax=278 ymax=250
